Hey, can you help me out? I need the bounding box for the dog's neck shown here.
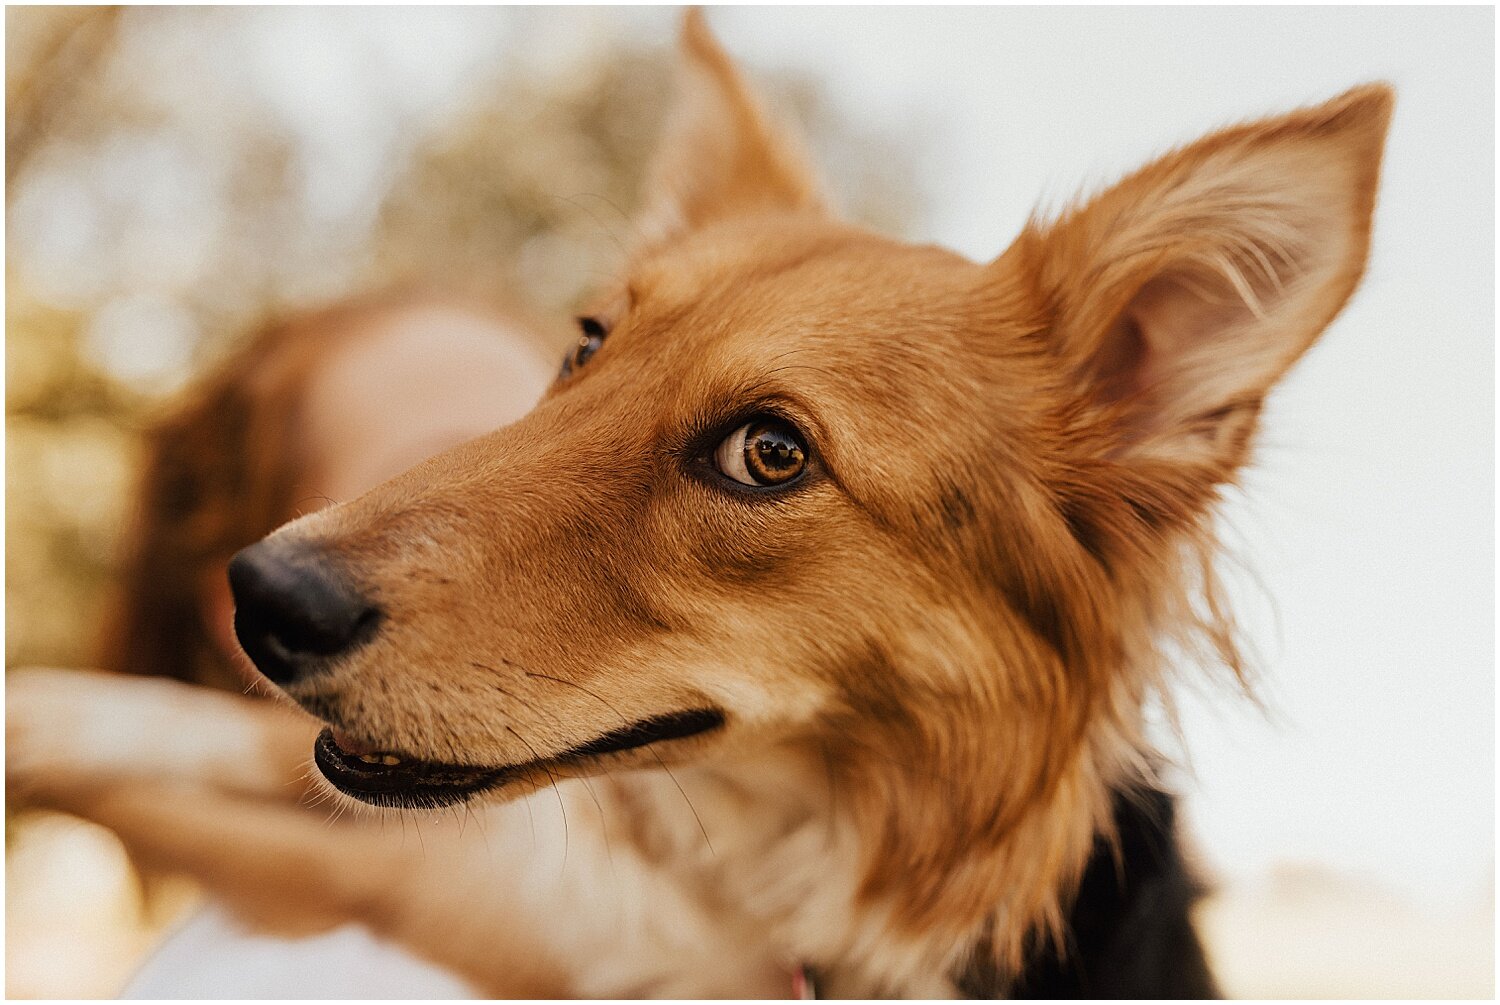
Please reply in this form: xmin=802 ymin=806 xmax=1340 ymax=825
xmin=608 ymin=724 xmax=1132 ymax=997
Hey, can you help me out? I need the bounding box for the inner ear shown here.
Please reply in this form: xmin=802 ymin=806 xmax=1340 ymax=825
xmin=1088 ymin=251 xmax=1313 ymax=465
xmin=1087 ymin=311 xmax=1147 ymax=406
xmin=1097 ymin=271 xmax=1268 ymax=406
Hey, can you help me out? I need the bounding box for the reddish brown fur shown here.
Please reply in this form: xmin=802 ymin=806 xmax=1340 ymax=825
xmin=10 ymin=12 xmax=1392 ymax=996
xmin=259 ymin=15 xmax=1390 ymax=987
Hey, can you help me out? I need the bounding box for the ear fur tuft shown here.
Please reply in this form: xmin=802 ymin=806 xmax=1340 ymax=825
xmin=1018 ymin=83 xmax=1393 ymax=475
xmin=635 ymin=9 xmax=827 ymax=248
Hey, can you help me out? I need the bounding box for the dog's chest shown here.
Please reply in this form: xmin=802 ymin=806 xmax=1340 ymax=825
xmin=600 ymin=764 xmax=960 ymax=997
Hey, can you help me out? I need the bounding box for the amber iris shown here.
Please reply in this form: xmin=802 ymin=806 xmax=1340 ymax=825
xmin=715 ymin=418 xmax=807 ymax=487
xmin=744 ymin=422 xmax=805 ymax=484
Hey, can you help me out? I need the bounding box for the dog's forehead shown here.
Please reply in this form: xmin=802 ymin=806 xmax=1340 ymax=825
xmin=627 ymin=218 xmax=983 ymax=337
xmin=591 ymin=221 xmax=1051 ymax=461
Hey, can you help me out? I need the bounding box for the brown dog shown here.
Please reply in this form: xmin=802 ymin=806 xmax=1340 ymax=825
xmin=9 ymin=11 xmax=1391 ymax=997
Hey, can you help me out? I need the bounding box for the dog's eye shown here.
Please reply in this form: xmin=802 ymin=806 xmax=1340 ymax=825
xmin=714 ymin=419 xmax=807 ymax=487
xmin=561 ymin=317 xmax=607 ymax=377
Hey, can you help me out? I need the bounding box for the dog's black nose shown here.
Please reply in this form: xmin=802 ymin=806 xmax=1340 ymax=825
xmin=227 ymin=539 xmax=380 ymax=687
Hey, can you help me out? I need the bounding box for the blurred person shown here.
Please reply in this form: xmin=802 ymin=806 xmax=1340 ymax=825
xmin=10 ymin=288 xmax=557 ymax=997
xmin=101 ymin=288 xmax=557 ymax=693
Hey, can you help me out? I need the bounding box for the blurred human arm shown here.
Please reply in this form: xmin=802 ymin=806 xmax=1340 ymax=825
xmin=6 ymin=666 xmax=319 ymax=805
xmin=6 ymin=670 xmax=768 ymax=995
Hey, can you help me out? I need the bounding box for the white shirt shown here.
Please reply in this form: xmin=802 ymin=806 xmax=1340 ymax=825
xmin=122 ymin=903 xmax=479 ymax=999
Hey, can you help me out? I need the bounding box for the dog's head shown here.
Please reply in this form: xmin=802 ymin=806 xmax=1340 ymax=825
xmin=230 ymin=11 xmax=1389 ymax=908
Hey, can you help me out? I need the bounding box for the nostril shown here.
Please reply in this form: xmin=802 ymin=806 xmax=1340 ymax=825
xmin=227 ymin=540 xmax=381 ymax=685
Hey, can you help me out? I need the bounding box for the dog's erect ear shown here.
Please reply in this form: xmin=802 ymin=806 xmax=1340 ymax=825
xmin=635 ymin=8 xmax=826 ymax=247
xmin=1017 ymin=85 xmax=1393 ymax=482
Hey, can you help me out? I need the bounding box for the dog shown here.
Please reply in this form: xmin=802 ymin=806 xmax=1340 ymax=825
xmin=7 ymin=10 xmax=1391 ymax=998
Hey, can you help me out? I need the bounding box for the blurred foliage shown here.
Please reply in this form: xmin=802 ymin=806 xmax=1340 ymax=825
xmin=5 ymin=6 xmax=922 ymax=674
xmin=7 ymin=284 xmax=143 ymax=668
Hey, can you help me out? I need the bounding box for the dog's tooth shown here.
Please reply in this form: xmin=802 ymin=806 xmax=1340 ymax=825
xmin=357 ymin=753 xmax=382 ymax=765
xmin=380 ymin=754 xmax=402 ymax=766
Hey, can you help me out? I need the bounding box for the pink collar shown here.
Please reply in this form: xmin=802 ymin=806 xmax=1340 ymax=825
xmin=791 ymin=965 xmax=818 ymax=999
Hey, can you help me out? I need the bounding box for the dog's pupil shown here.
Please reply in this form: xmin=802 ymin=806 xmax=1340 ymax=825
xmin=747 ymin=423 xmax=804 ymax=482
xmin=756 ymin=437 xmax=794 ymax=468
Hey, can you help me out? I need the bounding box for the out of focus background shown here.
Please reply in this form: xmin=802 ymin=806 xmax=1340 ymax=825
xmin=5 ymin=6 xmax=1493 ymax=998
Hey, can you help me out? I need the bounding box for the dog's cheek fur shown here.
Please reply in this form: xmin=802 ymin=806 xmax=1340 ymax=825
xmin=276 ymin=396 xmax=718 ymax=766
xmin=723 ymin=270 xmax=1252 ymax=982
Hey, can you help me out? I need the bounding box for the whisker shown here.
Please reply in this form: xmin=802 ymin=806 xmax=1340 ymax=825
xmin=573 ymin=771 xmax=613 ymax=870
xmin=524 ymin=670 xmax=714 ymax=856
xmin=507 ymin=725 xmax=570 ymax=875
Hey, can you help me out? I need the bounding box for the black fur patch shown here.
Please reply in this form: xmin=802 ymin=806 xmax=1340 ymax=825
xmin=954 ymin=786 xmax=1220 ymax=999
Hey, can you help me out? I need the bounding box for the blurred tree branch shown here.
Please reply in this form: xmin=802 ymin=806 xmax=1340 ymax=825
xmin=6 ymin=5 xmax=120 ymax=188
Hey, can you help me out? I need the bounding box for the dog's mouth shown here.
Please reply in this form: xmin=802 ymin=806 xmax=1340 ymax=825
xmin=312 ymin=708 xmax=725 ymax=808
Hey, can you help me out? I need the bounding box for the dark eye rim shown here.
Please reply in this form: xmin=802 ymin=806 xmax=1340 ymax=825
xmin=687 ymin=408 xmax=819 ymax=498
xmin=560 ymin=316 xmax=609 ymax=378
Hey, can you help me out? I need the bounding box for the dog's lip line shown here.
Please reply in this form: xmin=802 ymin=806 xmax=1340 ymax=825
xmin=313 ymin=707 xmax=726 ymax=797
